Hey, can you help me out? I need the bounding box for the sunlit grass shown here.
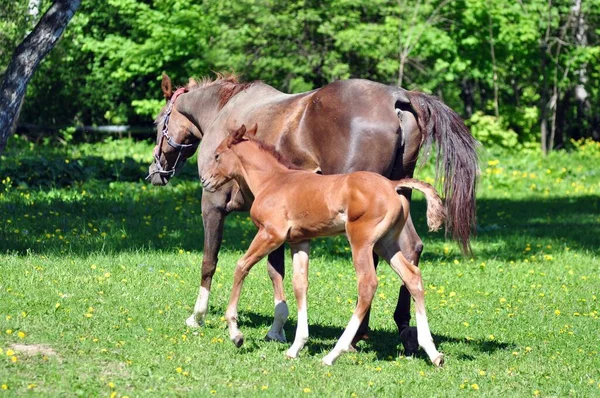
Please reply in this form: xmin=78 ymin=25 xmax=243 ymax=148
xmin=1 ymin=137 xmax=599 ymax=396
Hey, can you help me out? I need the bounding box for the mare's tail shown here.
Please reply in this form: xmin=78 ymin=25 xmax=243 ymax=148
xmin=395 ymin=178 xmax=445 ymax=232
xmin=404 ymin=91 xmax=480 ymax=254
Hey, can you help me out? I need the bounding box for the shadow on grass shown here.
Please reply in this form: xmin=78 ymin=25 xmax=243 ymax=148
xmin=1 ymin=177 xmax=598 ymax=260
xmin=230 ymin=311 xmax=513 ymax=362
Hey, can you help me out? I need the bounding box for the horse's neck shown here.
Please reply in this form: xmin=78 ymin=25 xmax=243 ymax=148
xmin=234 ymin=144 xmax=290 ymax=195
xmin=196 ymin=83 xmax=289 ymax=176
xmin=177 ymin=85 xmax=223 ymax=134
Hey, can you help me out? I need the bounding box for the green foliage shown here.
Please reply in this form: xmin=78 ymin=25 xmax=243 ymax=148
xmin=7 ymin=0 xmax=600 ymax=151
xmin=0 ymin=0 xmax=30 ymax=76
xmin=467 ymin=111 xmax=518 ymax=150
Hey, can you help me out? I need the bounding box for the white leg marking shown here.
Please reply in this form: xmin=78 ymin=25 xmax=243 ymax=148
xmin=266 ymin=299 xmax=288 ymax=342
xmin=186 ymin=286 xmax=210 ymax=327
xmin=416 ymin=308 xmax=443 ymax=366
xmin=286 ymin=303 xmax=308 ymax=358
xmin=286 ymin=243 xmax=310 ymax=358
xmin=322 ymin=315 xmax=362 ymax=366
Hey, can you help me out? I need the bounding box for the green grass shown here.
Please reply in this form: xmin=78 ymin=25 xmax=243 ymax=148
xmin=1 ymin=137 xmax=599 ymax=396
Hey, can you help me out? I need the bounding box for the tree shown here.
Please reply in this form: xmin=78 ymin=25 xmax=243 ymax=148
xmin=0 ymin=0 xmax=80 ymax=153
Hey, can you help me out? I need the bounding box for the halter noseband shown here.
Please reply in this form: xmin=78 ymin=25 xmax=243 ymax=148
xmin=146 ymin=87 xmax=200 ymax=180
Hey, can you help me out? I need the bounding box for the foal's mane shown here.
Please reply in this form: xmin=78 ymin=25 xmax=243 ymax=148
xmin=235 ymin=136 xmax=303 ymax=171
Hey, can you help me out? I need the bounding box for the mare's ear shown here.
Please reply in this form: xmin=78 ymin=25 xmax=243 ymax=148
xmin=161 ymin=73 xmax=173 ymax=101
xmin=246 ymin=123 xmax=258 ymax=137
xmin=228 ymin=125 xmax=247 ymax=147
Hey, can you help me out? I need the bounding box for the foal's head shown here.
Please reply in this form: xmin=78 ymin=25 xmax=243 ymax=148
xmin=147 ymin=74 xmax=202 ymax=186
xmin=201 ymin=124 xmax=258 ymax=192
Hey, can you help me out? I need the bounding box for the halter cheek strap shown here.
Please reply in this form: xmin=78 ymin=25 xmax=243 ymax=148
xmin=146 ymin=87 xmax=200 ymax=180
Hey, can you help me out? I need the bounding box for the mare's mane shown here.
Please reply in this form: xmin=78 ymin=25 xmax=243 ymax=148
xmin=187 ymin=72 xmax=254 ymax=109
xmin=235 ymin=136 xmax=303 ymax=171
xmin=155 ymin=73 xmax=255 ymax=124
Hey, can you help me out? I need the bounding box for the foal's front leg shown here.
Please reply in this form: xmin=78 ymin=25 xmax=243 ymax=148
xmin=286 ymin=241 xmax=310 ymax=358
xmin=226 ymin=227 xmax=283 ymax=347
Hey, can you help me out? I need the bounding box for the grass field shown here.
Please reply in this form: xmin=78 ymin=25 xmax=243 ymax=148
xmin=1 ymin=137 xmax=599 ymax=396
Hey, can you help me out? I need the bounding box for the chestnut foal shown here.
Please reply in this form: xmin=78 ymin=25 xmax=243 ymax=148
xmin=203 ymin=125 xmax=446 ymax=366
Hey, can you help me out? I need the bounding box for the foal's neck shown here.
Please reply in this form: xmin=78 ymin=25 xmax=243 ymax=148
xmin=233 ymin=143 xmax=292 ymax=195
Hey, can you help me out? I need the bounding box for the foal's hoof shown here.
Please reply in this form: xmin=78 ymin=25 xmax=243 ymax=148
xmin=399 ymin=327 xmax=419 ymax=356
xmin=321 ymin=357 xmax=334 ymax=366
xmin=232 ymin=335 xmax=245 ymax=348
xmin=432 ymin=353 xmax=445 ymax=367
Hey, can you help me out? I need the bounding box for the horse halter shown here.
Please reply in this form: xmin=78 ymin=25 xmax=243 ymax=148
xmin=146 ymin=87 xmax=201 ymax=180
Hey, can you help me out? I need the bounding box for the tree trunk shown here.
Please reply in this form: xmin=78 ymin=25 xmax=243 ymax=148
xmin=460 ymin=77 xmax=475 ymax=118
xmin=539 ymin=0 xmax=553 ymax=155
xmin=0 ymin=0 xmax=81 ymax=154
xmin=488 ymin=13 xmax=499 ymax=118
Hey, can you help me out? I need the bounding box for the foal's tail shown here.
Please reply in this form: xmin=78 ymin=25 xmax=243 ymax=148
xmin=395 ymin=178 xmax=445 ymax=232
xmin=403 ymin=91 xmax=480 ymax=255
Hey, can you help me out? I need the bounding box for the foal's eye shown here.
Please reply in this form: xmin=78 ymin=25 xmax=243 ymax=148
xmin=215 ymin=153 xmax=220 ymax=161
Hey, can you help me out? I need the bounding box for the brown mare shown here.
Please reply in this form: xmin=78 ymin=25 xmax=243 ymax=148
xmin=148 ymin=73 xmax=478 ymax=352
xmin=203 ymin=124 xmax=446 ymax=366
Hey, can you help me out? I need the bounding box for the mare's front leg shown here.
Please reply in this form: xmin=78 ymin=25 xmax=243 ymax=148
xmin=286 ymin=242 xmax=310 ymax=358
xmin=265 ymin=245 xmax=289 ymax=343
xmin=394 ymin=213 xmax=423 ymax=355
xmin=226 ymin=227 xmax=284 ymax=347
xmin=186 ymin=191 xmax=227 ymax=328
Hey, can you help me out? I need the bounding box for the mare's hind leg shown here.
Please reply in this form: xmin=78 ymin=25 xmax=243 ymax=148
xmin=388 ymin=250 xmax=443 ymax=367
xmin=323 ymin=243 xmax=377 ymax=366
xmin=395 ymin=213 xmax=423 ymax=355
xmin=286 ymin=241 xmax=310 ymax=358
xmin=226 ymin=227 xmax=284 ymax=347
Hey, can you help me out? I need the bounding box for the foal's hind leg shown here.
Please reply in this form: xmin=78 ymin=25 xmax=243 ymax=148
xmin=389 ymin=250 xmax=443 ymax=367
xmin=226 ymin=227 xmax=283 ymax=347
xmin=323 ymin=243 xmax=377 ymax=366
xmin=286 ymin=241 xmax=310 ymax=358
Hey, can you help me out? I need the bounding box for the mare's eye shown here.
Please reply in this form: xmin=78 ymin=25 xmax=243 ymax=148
xmin=215 ymin=153 xmax=220 ymax=161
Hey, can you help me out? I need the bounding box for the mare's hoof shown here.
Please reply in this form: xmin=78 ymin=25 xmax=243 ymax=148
xmin=399 ymin=326 xmax=419 ymax=356
xmin=433 ymin=353 xmax=445 ymax=367
xmin=185 ymin=316 xmax=203 ymax=328
xmin=233 ymin=335 xmax=245 ymax=348
xmin=264 ymin=331 xmax=287 ymax=343
xmin=350 ymin=332 xmax=369 ymax=352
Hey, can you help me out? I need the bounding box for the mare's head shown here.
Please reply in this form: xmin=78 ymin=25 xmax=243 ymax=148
xmin=147 ymin=74 xmax=202 ymax=186
xmin=202 ymin=124 xmax=258 ymax=192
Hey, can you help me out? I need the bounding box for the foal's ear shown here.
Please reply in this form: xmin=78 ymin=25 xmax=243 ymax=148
xmin=161 ymin=73 xmax=173 ymax=101
xmin=228 ymin=125 xmax=247 ymax=147
xmin=246 ymin=123 xmax=258 ymax=137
